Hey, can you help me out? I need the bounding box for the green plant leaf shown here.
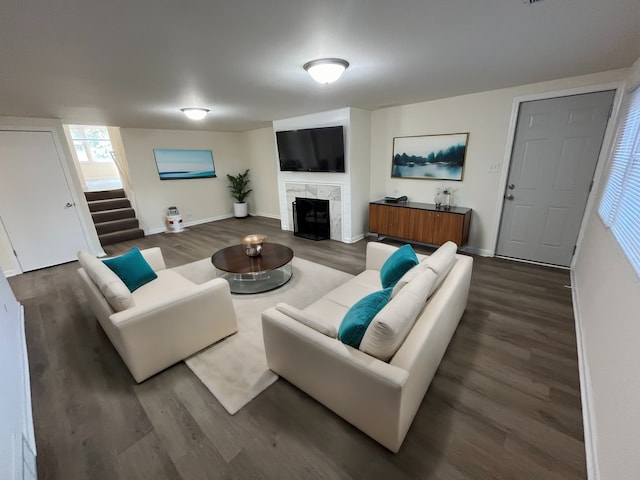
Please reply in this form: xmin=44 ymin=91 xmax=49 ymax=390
xmin=227 ymin=169 xmax=251 ymax=202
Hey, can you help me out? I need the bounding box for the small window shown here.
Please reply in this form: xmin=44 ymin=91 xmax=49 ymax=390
xmin=68 ymin=125 xmax=114 ymax=163
xmin=598 ymin=86 xmax=640 ymax=277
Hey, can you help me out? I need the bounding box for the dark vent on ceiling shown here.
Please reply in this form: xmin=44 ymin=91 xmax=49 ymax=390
xmin=524 ymin=0 xmax=543 ymax=3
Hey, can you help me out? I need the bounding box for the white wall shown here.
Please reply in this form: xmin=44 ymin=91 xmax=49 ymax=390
xmin=370 ymin=69 xmax=628 ymax=255
xmin=246 ymin=127 xmax=280 ymax=218
xmin=78 ymin=161 xmax=120 ymax=184
xmin=120 ymin=128 xmax=250 ymax=233
xmin=348 ymin=107 xmax=372 ymax=241
xmin=0 ymin=117 xmax=102 ymax=275
xmin=572 ymin=56 xmax=640 ymax=480
xmin=0 ymin=272 xmax=36 ymax=479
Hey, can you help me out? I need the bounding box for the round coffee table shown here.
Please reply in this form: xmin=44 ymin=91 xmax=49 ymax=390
xmin=211 ymin=243 xmax=294 ymax=294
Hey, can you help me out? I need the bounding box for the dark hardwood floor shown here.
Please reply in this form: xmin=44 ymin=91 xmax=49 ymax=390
xmin=9 ymin=216 xmax=586 ymax=479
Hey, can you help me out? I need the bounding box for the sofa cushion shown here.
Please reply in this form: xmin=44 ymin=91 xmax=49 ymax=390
xmin=391 ymin=241 xmax=458 ymax=298
xmin=78 ymin=251 xmax=134 ymax=312
xmin=276 ymin=303 xmax=337 ymax=338
xmin=390 ymin=261 xmax=430 ymax=298
xmin=323 ymin=270 xmax=381 ymax=308
xmin=360 ymin=268 xmax=437 ymax=361
xmin=303 ymin=297 xmax=350 ymax=332
xmin=423 ymin=241 xmax=458 ymax=293
xmin=131 ymin=269 xmax=195 ymax=305
xmin=338 ymin=288 xmax=393 ymax=348
xmin=102 ymin=247 xmax=158 ymax=292
xmin=380 ymin=244 xmax=419 ymax=289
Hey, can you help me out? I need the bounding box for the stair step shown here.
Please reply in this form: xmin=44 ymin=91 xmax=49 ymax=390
xmin=88 ymin=198 xmax=131 ymax=212
xmin=91 ymin=208 xmax=136 ymax=223
xmin=84 ymin=189 xmax=126 ymax=202
xmin=99 ymin=228 xmax=145 ymax=246
xmin=95 ymin=217 xmax=140 ymax=235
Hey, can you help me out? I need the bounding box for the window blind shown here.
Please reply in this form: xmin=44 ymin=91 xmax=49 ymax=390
xmin=598 ymin=86 xmax=640 ymax=277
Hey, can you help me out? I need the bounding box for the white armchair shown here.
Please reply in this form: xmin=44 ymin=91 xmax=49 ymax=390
xmin=77 ymin=247 xmax=237 ymax=382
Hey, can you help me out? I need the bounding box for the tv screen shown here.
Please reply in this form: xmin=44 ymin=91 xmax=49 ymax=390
xmin=276 ymin=126 xmax=345 ymax=172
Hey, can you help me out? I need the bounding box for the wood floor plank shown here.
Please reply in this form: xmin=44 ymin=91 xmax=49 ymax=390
xmin=115 ymin=431 xmax=182 ymax=480
xmin=10 ymin=216 xmax=587 ymax=479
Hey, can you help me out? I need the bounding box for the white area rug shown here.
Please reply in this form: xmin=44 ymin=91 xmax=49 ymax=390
xmin=174 ymin=256 xmax=353 ymax=415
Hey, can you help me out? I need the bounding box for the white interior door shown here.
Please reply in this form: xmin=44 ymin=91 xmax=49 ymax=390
xmin=496 ymin=90 xmax=615 ymax=266
xmin=0 ymin=130 xmax=89 ymax=272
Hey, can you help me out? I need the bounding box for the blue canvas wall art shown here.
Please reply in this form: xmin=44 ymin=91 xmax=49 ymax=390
xmin=153 ymin=149 xmax=216 ymax=180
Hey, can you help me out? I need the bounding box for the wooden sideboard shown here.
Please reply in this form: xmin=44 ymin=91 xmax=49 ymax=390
xmin=369 ymin=200 xmax=472 ymax=246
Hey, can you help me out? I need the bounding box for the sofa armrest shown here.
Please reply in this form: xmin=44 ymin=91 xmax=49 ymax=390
xmin=140 ymin=247 xmax=166 ymax=272
xmin=262 ymin=306 xmax=410 ymax=452
xmin=109 ymin=277 xmax=237 ymax=382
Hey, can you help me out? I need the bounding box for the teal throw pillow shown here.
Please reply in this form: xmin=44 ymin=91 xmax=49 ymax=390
xmin=338 ymin=288 xmax=392 ymax=348
xmin=380 ymin=244 xmax=419 ymax=289
xmin=102 ymin=247 xmax=158 ymax=292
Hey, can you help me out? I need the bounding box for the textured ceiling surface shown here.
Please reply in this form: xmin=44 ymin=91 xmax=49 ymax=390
xmin=1 ymin=0 xmax=638 ymax=131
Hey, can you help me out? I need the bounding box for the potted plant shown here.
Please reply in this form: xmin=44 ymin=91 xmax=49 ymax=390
xmin=227 ymin=169 xmax=252 ymax=218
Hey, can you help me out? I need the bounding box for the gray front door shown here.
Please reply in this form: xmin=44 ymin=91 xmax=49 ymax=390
xmin=496 ymin=90 xmax=615 ymax=266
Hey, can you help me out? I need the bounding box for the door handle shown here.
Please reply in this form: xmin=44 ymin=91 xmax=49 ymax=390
xmin=508 ymin=184 xmax=515 ymax=189
xmin=506 ymin=194 xmax=514 ymax=200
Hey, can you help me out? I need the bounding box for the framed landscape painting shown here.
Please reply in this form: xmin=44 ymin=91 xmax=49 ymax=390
xmin=391 ymin=133 xmax=469 ymax=181
xmin=153 ymin=149 xmax=217 ymax=180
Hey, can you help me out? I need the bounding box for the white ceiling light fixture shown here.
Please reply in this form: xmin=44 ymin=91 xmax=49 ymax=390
xmin=180 ymin=107 xmax=210 ymax=120
xmin=303 ymin=58 xmax=349 ymax=84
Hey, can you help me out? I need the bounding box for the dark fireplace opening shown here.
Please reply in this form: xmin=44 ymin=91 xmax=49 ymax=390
xmin=293 ymin=198 xmax=330 ymax=241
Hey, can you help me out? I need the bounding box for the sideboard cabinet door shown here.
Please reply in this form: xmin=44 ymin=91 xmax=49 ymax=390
xmin=369 ymin=201 xmax=471 ymax=247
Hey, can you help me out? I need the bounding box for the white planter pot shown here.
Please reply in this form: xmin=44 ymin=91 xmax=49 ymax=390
xmin=233 ymin=202 xmax=248 ymax=218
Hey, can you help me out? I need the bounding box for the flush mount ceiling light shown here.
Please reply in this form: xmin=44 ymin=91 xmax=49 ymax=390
xmin=180 ymin=107 xmax=210 ymax=120
xmin=303 ymin=58 xmax=349 ymax=84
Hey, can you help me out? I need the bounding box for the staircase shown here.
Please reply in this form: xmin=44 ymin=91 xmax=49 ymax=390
xmin=84 ymin=189 xmax=145 ymax=246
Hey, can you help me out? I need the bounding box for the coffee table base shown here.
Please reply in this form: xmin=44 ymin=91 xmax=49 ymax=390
xmin=215 ymin=263 xmax=293 ymax=294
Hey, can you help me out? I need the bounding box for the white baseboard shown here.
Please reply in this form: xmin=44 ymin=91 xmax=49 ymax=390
xmin=144 ymin=214 xmax=234 ymax=235
xmin=570 ymin=269 xmax=599 ymax=480
xmin=251 ymin=212 xmax=281 ymax=220
xmin=184 ymin=215 xmax=233 ymax=228
xmin=346 ymin=234 xmax=365 ymax=244
xmin=460 ymin=246 xmax=492 ymax=257
xmin=2 ymin=268 xmax=19 ymax=277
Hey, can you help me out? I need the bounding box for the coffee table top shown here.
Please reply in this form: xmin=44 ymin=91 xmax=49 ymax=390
xmin=211 ymin=243 xmax=294 ymax=274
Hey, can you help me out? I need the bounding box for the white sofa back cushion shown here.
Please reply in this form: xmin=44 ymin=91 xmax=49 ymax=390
xmin=390 ymin=261 xmax=430 ymax=298
xmin=78 ymin=251 xmax=133 ymax=312
xmin=424 ymin=241 xmax=457 ymax=289
xmin=360 ymin=268 xmax=437 ymax=361
xmin=391 ymin=241 xmax=458 ymax=298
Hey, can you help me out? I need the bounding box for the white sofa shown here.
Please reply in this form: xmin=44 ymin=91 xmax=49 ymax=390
xmin=77 ymin=247 xmax=237 ymax=383
xmin=262 ymin=242 xmax=473 ymax=452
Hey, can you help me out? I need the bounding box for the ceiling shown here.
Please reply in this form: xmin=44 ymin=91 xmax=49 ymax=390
xmin=1 ymin=0 xmax=639 ymax=132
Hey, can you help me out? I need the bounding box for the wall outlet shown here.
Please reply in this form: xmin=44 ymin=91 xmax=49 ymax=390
xmin=488 ymin=163 xmax=500 ymax=173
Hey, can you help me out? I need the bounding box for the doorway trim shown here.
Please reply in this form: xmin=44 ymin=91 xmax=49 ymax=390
xmin=489 ymin=82 xmax=625 ymax=266
xmin=0 ymin=123 xmax=102 ymax=275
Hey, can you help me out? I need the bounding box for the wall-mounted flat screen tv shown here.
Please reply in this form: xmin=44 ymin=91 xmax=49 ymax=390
xmin=153 ymin=149 xmax=216 ymax=180
xmin=276 ymin=125 xmax=345 ymax=172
